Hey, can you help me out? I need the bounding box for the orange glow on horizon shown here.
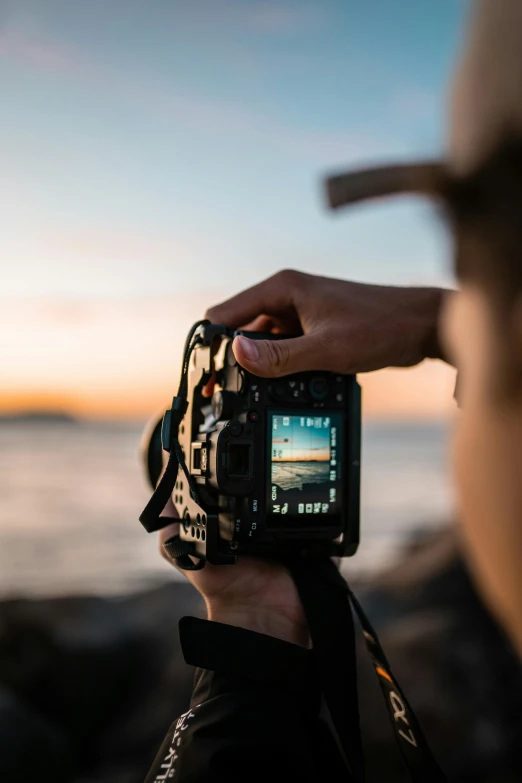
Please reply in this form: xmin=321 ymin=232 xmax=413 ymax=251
xmin=0 ymin=361 xmax=457 ymax=422
xmin=0 ymin=390 xmax=167 ymax=421
xmin=2 ymin=295 xmax=458 ymax=423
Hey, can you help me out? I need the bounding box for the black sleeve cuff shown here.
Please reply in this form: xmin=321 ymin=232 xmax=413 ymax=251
xmin=179 ymin=616 xmax=317 ymax=698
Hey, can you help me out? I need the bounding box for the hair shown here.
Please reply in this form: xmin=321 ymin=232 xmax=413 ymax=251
xmin=447 ymin=137 xmax=522 ymax=305
xmin=443 ymin=136 xmax=522 ymax=401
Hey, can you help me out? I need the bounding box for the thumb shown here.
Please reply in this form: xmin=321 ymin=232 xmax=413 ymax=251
xmin=232 ymin=334 xmax=321 ymax=377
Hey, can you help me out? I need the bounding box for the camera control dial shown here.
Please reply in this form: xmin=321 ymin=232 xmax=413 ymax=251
xmin=211 ymin=390 xmax=237 ymax=420
xmin=308 ymin=376 xmax=330 ymax=401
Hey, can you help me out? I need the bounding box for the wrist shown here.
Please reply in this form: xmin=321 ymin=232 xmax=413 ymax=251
xmin=206 ymin=601 xmax=310 ymax=648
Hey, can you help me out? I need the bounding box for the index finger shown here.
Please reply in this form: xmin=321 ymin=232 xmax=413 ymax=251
xmin=205 ymin=270 xmax=301 ymax=328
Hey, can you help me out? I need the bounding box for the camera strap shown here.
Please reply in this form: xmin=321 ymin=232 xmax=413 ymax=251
xmin=140 ymin=320 xmax=211 ymax=536
xmin=287 ymin=557 xmax=447 ymax=783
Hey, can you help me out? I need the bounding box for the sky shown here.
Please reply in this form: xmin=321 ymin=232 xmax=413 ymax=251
xmin=1 ymin=0 xmax=466 ymax=419
xmin=272 ymin=414 xmax=331 ymax=462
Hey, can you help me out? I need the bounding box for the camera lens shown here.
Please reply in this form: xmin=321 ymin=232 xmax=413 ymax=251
xmin=308 ymin=376 xmax=329 ymax=401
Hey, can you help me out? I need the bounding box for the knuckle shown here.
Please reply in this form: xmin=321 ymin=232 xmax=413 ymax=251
xmin=266 ymin=339 xmax=290 ymax=372
xmin=274 ymin=268 xmax=302 ymax=288
xmin=205 ymin=305 xmax=219 ymax=322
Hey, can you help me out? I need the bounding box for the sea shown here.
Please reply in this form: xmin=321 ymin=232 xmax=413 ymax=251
xmin=271 ymin=461 xmax=330 ymax=490
xmin=0 ymin=418 xmax=455 ymax=599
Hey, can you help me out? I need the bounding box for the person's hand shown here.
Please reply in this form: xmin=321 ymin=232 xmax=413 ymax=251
xmin=206 ymin=270 xmax=448 ymax=377
xmin=158 ymin=503 xmax=309 ymax=647
xmin=158 ymin=273 xmax=446 ymax=644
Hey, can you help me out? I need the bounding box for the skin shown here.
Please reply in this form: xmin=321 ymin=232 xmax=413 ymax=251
xmin=205 ymin=270 xmax=446 ymax=378
xmin=442 ymin=287 xmax=522 ymax=658
xmin=159 ymin=273 xmax=447 ymax=647
xmin=444 ymin=0 xmax=522 ymax=657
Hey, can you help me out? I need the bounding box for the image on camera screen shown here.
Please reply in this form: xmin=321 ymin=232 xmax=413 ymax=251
xmin=267 ymin=412 xmax=343 ymax=521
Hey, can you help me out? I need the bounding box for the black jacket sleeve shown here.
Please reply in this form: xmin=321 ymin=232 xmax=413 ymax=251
xmin=144 ymin=616 xmax=348 ymax=783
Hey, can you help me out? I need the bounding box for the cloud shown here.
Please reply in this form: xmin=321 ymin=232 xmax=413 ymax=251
xmin=0 ymin=10 xmax=84 ymax=74
xmin=0 ymin=31 xmax=75 ymax=72
xmin=167 ymin=0 xmax=325 ymax=37
xmin=242 ymin=1 xmax=324 ymax=34
xmin=0 ymin=6 xmax=396 ymax=166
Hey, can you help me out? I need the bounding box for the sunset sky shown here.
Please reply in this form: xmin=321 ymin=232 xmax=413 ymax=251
xmin=2 ymin=0 xmax=464 ymax=420
xmin=272 ymin=415 xmax=331 ymax=462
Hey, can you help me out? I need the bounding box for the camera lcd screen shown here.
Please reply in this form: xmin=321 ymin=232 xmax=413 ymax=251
xmin=266 ymin=411 xmax=343 ymax=523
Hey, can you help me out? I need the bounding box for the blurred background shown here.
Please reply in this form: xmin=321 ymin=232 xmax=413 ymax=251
xmin=11 ymin=3 xmax=522 ymax=782
xmin=1 ymin=0 xmax=462 ymax=598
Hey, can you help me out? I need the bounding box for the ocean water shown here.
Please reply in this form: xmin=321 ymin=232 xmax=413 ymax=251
xmin=0 ymin=419 xmax=454 ymax=598
xmin=271 ymin=460 xmax=330 ymax=490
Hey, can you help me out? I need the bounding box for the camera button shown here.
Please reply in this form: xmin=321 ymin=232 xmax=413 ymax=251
xmin=308 ymin=376 xmax=330 ymax=401
xmin=226 ymin=420 xmax=243 ymax=437
xmin=248 ymin=410 xmax=259 ymax=423
xmin=268 ymin=381 xmax=286 ymax=400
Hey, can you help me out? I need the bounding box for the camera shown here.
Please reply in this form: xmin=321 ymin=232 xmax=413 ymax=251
xmin=141 ymin=322 xmax=361 ymax=566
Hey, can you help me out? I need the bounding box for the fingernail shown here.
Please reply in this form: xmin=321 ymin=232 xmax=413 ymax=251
xmin=236 ymin=336 xmax=260 ymax=363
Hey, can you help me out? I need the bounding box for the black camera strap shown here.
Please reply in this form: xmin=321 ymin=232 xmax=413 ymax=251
xmin=140 ymin=320 xmax=210 ymax=535
xmin=288 ymin=557 xmax=447 ymax=783
xmin=288 ymin=557 xmax=364 ymax=782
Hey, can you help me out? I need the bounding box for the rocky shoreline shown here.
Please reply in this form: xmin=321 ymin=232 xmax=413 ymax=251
xmin=1 ymin=529 xmax=521 ymax=782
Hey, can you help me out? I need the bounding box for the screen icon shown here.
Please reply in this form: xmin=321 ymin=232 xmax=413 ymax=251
xmin=322 ymin=503 xmax=329 ymax=513
xmin=313 ymin=502 xmax=321 ymax=514
xmin=298 ymin=503 xmax=304 ymax=514
xmin=305 ymin=503 xmax=313 ymax=513
xmin=281 ymin=503 xmax=288 ymax=515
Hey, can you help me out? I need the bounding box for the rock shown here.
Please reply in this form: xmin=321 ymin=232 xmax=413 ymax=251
xmin=1 ymin=532 xmax=522 ymax=782
xmin=0 ymin=582 xmax=203 ymax=783
xmin=0 ymin=687 xmax=70 ymax=783
xmin=356 ymin=529 xmax=522 ymax=781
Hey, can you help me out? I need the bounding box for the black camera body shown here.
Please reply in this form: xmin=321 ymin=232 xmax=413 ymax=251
xmin=158 ymin=325 xmax=361 ymax=565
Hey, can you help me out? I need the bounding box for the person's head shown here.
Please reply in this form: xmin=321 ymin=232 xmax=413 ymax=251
xmin=441 ymin=0 xmax=522 ymax=654
xmin=326 ymin=0 xmax=522 ymax=654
